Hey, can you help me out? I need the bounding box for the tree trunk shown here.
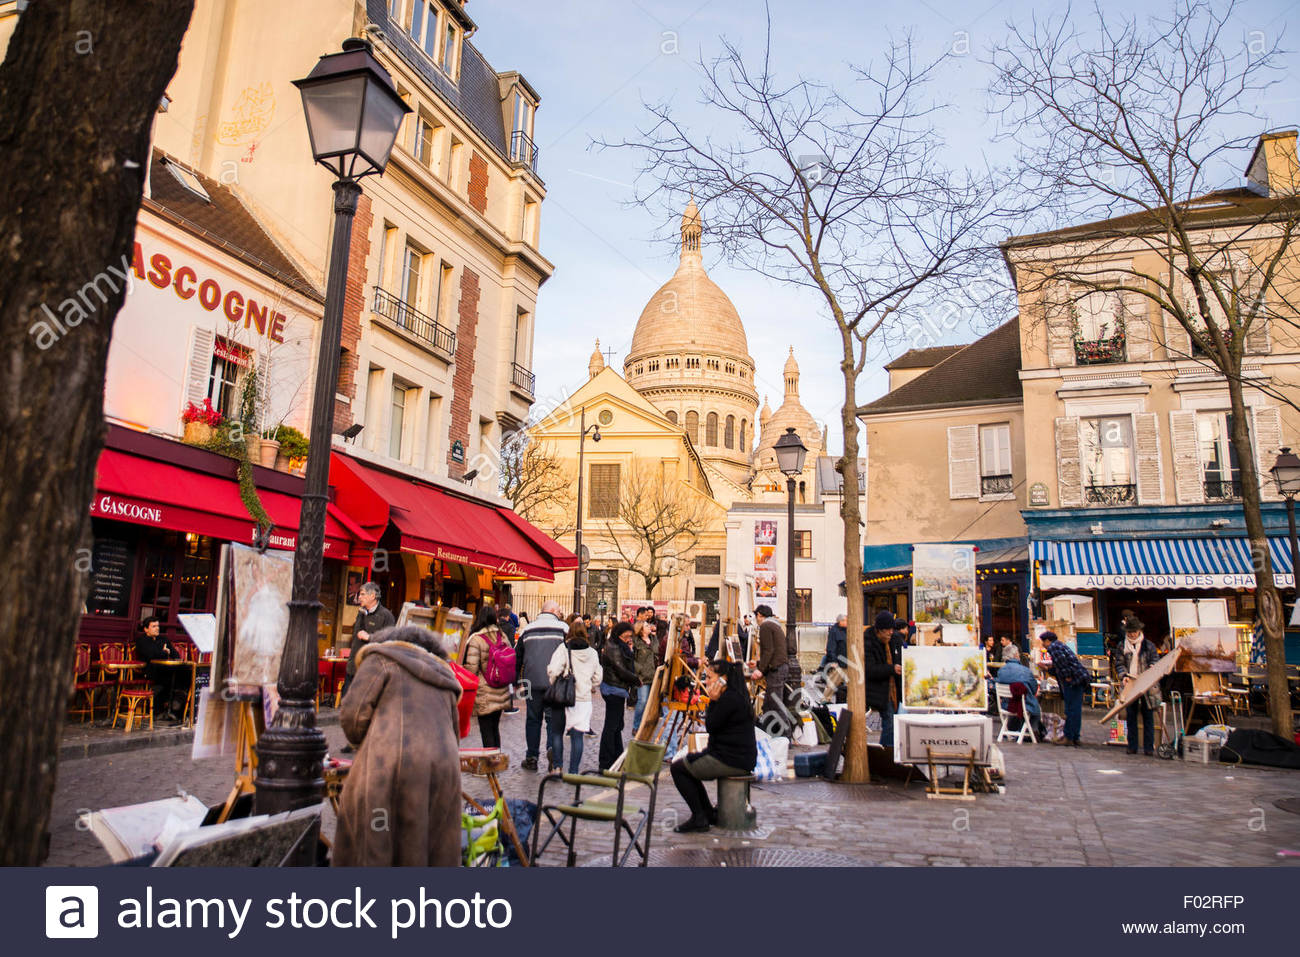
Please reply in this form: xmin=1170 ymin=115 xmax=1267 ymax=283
xmin=1227 ymin=381 xmax=1294 ymax=738
xmin=839 ymin=329 xmax=869 ymax=783
xmin=0 ymin=0 xmax=193 ymax=865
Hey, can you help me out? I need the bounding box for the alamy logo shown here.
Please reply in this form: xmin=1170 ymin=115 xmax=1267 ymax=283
xmin=46 ymin=886 xmax=99 ymax=939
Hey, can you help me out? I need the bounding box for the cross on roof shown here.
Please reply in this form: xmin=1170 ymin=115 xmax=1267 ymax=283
xmin=604 ymin=346 xmax=617 ymax=366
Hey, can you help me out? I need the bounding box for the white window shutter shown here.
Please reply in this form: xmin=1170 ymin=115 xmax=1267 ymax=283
xmin=256 ymin=350 xmax=274 ymax=433
xmin=1121 ymin=288 xmax=1152 ymax=361
xmin=1243 ymin=273 xmax=1270 ymax=355
xmin=185 ymin=327 xmax=216 ymax=409
xmin=947 ymin=424 xmax=979 ymax=499
xmin=1169 ymin=410 xmax=1204 ymax=505
xmin=1045 ymin=283 xmax=1076 ymax=367
xmin=1055 ymin=416 xmax=1082 ymax=507
xmin=1251 ymin=406 xmax=1283 ymax=502
xmin=1134 ymin=412 xmax=1163 ymax=505
xmin=1162 ymin=272 xmax=1193 ymax=359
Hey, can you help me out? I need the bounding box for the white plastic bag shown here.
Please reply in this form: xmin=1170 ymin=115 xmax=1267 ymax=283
xmin=753 ymin=727 xmax=790 ymax=782
xmin=796 ymin=713 xmax=818 ymax=747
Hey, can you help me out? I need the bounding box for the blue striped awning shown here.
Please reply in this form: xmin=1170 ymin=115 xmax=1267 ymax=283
xmin=1032 ymin=538 xmax=1294 ymax=589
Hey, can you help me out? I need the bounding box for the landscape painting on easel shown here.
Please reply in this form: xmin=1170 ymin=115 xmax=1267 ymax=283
xmin=1174 ymin=626 xmax=1238 ymax=673
xmin=911 ymin=544 xmax=977 ymax=644
xmin=902 ymin=645 xmax=987 ymax=711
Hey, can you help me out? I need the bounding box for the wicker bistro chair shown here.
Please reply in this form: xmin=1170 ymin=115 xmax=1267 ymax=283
xmin=530 ymin=739 xmax=667 ymax=867
xmin=69 ymin=643 xmax=112 ymax=722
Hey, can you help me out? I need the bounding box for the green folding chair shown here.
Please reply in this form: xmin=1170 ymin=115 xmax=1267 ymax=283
xmin=530 ymin=739 xmax=666 ymax=867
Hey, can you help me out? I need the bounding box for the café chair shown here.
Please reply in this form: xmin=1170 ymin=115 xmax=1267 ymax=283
xmin=113 ymin=687 xmax=154 ymax=733
xmin=995 ymin=683 xmax=1036 ymax=744
xmin=69 ymin=643 xmax=111 ymax=723
xmin=531 ymin=739 xmax=666 ymax=867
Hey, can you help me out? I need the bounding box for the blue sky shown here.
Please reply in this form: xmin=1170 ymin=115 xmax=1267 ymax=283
xmin=467 ymin=0 xmax=1298 ymax=449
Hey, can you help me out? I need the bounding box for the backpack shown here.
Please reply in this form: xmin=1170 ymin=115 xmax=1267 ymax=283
xmin=481 ymin=630 xmax=516 ymax=688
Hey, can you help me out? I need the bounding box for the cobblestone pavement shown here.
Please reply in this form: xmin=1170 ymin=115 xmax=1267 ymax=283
xmin=48 ymin=697 xmax=1300 ymax=867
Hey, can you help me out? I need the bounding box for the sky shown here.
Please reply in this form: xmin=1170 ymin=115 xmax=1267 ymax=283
xmin=465 ymin=0 xmax=1299 ymax=450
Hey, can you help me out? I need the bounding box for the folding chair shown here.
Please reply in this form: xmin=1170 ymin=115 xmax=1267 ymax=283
xmin=531 ymin=739 xmax=666 ymax=867
xmin=995 ymin=683 xmax=1036 ymax=744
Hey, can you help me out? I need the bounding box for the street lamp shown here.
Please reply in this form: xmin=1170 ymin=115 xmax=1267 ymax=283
xmin=572 ymin=407 xmax=601 ymax=615
xmin=1270 ymin=447 xmax=1300 ymax=597
xmin=774 ymin=427 xmax=808 ymax=632
xmin=254 ymin=38 xmax=409 ymax=817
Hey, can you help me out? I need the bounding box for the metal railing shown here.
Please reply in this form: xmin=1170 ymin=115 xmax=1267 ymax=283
xmin=1074 ymin=331 xmax=1126 ymax=364
xmin=510 ymin=130 xmax=539 ymax=174
xmin=371 ymin=286 xmax=456 ymax=357
xmin=1203 ymin=477 xmax=1243 ymax=502
xmin=1085 ymin=483 xmax=1136 ymax=505
xmin=981 ymin=473 xmax=1014 ymax=495
xmin=511 ymin=361 xmax=536 ymax=395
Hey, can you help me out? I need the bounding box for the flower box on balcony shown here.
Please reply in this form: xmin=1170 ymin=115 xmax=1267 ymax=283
xmin=1074 ymin=331 xmax=1126 ymax=364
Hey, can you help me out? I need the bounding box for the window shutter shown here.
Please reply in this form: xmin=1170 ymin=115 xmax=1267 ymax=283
xmin=1121 ymin=288 xmax=1152 ymax=361
xmin=589 ymin=463 xmax=621 ymax=518
xmin=1251 ymin=406 xmax=1283 ymax=502
xmin=1055 ymin=416 xmax=1082 ymax=507
xmin=256 ymin=351 xmax=273 ymax=433
xmin=947 ymin=424 xmax=979 ymax=499
xmin=1169 ymin=410 xmax=1204 ymax=504
xmin=1045 ymin=283 xmax=1075 ymax=367
xmin=1243 ymin=273 xmax=1270 ymax=355
xmin=1162 ymin=273 xmax=1193 ymax=359
xmin=1134 ymin=412 xmax=1162 ymax=505
xmin=185 ymin=327 xmax=216 ymax=409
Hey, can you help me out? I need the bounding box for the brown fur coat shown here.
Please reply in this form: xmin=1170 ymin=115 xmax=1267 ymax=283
xmin=332 ymin=639 xmax=463 ymax=866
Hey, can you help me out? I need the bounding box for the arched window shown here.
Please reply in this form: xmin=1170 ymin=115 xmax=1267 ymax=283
xmin=739 ymin=419 xmax=747 ymax=451
xmin=705 ymin=412 xmax=718 ymax=446
xmin=685 ymin=411 xmax=699 ymax=444
xmin=666 ymin=410 xmax=678 ymax=425
xmin=799 ymin=480 xmax=807 ymax=504
xmin=724 ymin=415 xmax=735 ymax=449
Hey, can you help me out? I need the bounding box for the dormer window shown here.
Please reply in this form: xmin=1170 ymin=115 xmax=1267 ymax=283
xmin=441 ymin=19 xmax=460 ymax=77
xmin=392 ymin=1 xmax=460 ymax=80
xmin=163 ymin=160 xmax=210 ymax=202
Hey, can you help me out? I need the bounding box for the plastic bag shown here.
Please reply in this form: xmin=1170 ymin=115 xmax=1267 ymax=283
xmin=753 ymin=726 xmax=789 ymax=781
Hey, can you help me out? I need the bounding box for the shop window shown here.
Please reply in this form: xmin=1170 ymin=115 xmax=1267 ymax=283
xmin=794 ymin=529 xmax=812 ymax=559
xmin=794 ymin=588 xmax=813 ymax=623
xmin=87 ymin=533 xmax=135 ymax=617
xmin=989 ymin=582 xmax=1022 ymax=640
xmin=589 ymin=463 xmax=621 ymax=519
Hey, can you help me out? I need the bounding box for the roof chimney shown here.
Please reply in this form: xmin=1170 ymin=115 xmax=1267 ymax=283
xmin=1245 ymin=130 xmax=1299 ymax=197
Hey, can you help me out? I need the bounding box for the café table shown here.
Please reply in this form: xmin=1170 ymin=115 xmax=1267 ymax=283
xmin=318 ymin=655 xmax=348 ymax=708
xmin=150 ymin=658 xmax=206 ymax=726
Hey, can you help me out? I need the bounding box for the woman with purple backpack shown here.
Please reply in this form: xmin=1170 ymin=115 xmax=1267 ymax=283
xmin=463 ymin=606 xmax=515 ymax=749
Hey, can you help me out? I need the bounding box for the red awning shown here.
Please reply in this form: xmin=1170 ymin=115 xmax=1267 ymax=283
xmin=330 ymin=451 xmax=577 ymax=582
xmin=93 ymin=447 xmax=358 ymax=560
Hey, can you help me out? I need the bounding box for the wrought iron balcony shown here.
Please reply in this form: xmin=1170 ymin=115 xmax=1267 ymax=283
xmin=1085 ymin=483 xmax=1136 ymax=505
xmin=510 ymin=130 xmax=539 ymax=174
xmin=1074 ymin=330 xmax=1126 ymax=364
xmin=510 ymin=361 xmax=536 ymax=396
xmin=981 ymin=473 xmax=1014 ymax=496
xmin=372 ymin=286 xmax=456 ymax=358
xmin=1203 ymin=477 xmax=1243 ymax=502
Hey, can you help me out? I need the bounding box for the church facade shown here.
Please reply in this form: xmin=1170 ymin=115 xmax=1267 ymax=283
xmin=512 ymin=201 xmax=829 ymax=620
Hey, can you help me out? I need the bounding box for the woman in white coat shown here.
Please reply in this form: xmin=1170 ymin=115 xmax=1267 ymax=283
xmin=547 ymin=620 xmax=603 ymax=773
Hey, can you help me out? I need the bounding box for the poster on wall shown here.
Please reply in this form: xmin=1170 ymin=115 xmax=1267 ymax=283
xmin=911 ymin=544 xmax=977 ymax=645
xmin=754 ymin=521 xmax=778 ymax=599
xmin=754 ymin=521 xmax=777 ymax=546
xmin=1174 ymin=626 xmax=1239 ymax=673
xmin=901 ymin=645 xmax=988 ymax=711
xmin=227 ymin=543 xmax=294 ymax=696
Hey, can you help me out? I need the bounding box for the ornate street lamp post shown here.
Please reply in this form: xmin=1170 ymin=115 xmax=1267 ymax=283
xmin=254 ymin=38 xmax=409 ymax=816
xmin=572 ymin=407 xmax=601 ymax=615
xmin=1270 ymin=447 xmax=1300 ymax=598
xmin=774 ymin=427 xmax=808 ymax=633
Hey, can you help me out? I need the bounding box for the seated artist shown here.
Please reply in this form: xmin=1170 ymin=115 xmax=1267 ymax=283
xmin=135 ymin=615 xmax=184 ymax=722
xmin=995 ymin=649 xmax=1045 ymax=739
xmin=669 ymin=658 xmax=757 ymax=833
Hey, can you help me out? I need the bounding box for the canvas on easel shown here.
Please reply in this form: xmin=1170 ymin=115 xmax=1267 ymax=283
xmin=227 ymin=543 xmax=294 ymax=697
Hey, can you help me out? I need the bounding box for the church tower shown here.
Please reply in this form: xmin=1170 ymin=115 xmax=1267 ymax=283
xmin=624 ymin=199 xmax=760 ymax=485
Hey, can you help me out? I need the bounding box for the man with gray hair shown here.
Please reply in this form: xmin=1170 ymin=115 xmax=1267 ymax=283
xmin=516 ymin=599 xmax=569 ymax=770
xmin=340 ymin=581 xmax=395 ymax=752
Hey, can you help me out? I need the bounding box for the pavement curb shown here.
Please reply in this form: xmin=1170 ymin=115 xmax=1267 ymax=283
xmin=59 ymin=710 xmax=342 ymax=762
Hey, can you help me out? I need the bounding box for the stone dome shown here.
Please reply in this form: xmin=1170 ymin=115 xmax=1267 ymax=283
xmin=589 ymin=339 xmax=605 ymax=378
xmin=756 ymin=347 xmax=823 ymax=459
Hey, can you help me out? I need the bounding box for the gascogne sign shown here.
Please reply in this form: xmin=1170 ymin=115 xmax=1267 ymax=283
xmin=1041 ymin=573 xmax=1295 ymax=590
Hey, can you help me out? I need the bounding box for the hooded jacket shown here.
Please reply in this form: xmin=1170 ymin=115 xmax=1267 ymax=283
xmin=462 ymin=626 xmax=512 ymax=716
xmin=333 ymin=640 xmax=463 ymax=867
xmin=547 ymin=636 xmax=603 ymax=703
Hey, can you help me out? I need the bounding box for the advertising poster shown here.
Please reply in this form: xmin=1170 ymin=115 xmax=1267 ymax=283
xmin=901 ymin=645 xmax=987 ymax=711
xmin=911 ymin=544 xmax=978 ymax=645
xmin=754 ymin=520 xmax=778 ymax=599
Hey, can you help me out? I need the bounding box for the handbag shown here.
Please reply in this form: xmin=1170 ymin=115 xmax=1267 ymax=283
xmin=543 ymin=645 xmax=576 ymax=708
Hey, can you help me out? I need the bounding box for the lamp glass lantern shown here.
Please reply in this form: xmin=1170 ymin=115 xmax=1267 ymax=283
xmin=1271 ymin=447 xmax=1300 ymax=498
xmin=293 ymin=38 xmax=410 ymax=181
xmin=774 ymin=427 xmax=808 ymax=477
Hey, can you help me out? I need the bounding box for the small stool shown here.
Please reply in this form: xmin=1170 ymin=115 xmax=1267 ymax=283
xmin=716 ymin=775 xmax=756 ymax=830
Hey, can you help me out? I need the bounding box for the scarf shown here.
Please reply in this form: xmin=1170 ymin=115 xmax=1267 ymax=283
xmin=1124 ymin=636 xmax=1145 ymax=677
xmin=882 ymin=634 xmax=897 ymax=707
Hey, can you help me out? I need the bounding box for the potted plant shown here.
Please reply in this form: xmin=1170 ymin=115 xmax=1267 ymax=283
xmin=182 ymin=398 xmax=224 ymax=444
xmin=273 ymin=424 xmax=310 ymax=474
xmin=258 ymin=425 xmax=281 ymax=468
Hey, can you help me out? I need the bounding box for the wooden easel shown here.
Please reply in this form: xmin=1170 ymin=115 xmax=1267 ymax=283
xmin=651 ymin=614 xmax=708 ymax=750
xmin=216 ymin=700 xmax=260 ymax=823
xmin=460 ymin=749 xmax=529 ymax=866
xmin=923 ymin=746 xmax=996 ymax=800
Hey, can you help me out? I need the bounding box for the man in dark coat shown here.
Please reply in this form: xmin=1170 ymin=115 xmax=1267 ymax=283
xmin=865 ymin=611 xmax=901 ymax=748
xmin=891 ymin=617 xmax=909 ymax=706
xmin=135 ymin=615 xmax=183 ymax=721
xmin=333 ymin=625 xmax=463 ymax=866
xmin=749 ymin=605 xmax=791 ymax=736
xmin=345 ymin=582 xmax=395 ymax=687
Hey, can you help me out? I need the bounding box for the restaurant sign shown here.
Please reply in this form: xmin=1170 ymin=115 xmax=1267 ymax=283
xmin=1041 ymin=572 xmax=1295 ymax=590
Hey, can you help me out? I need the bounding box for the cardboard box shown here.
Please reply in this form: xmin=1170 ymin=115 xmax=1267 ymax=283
xmin=1183 ymin=737 xmax=1221 ymax=764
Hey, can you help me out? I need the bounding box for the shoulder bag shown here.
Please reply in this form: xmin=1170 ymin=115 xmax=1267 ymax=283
xmin=543 ymin=644 xmax=576 ymax=708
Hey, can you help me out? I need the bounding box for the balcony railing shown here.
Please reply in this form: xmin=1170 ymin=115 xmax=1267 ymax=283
xmin=1203 ymin=477 xmax=1243 ymax=502
xmin=510 ymin=130 xmax=539 ymax=174
xmin=372 ymin=286 xmax=456 ymax=358
xmin=511 ymin=361 xmax=536 ymax=396
xmin=1085 ymin=483 xmax=1136 ymax=505
xmin=981 ymin=473 xmax=1014 ymax=496
xmin=1074 ymin=330 xmax=1126 ymax=364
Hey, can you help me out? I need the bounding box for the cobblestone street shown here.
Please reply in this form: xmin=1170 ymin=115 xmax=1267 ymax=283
xmin=48 ymin=696 xmax=1300 ymax=868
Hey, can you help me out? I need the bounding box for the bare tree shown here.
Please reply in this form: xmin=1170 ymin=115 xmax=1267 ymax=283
xmin=601 ymin=18 xmax=1015 ymax=781
xmin=990 ymin=0 xmax=1296 ymax=736
xmin=602 ymin=465 xmax=712 ymax=597
xmin=0 ymin=1 xmax=193 ymax=864
xmin=500 ymin=434 xmax=575 ymax=538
